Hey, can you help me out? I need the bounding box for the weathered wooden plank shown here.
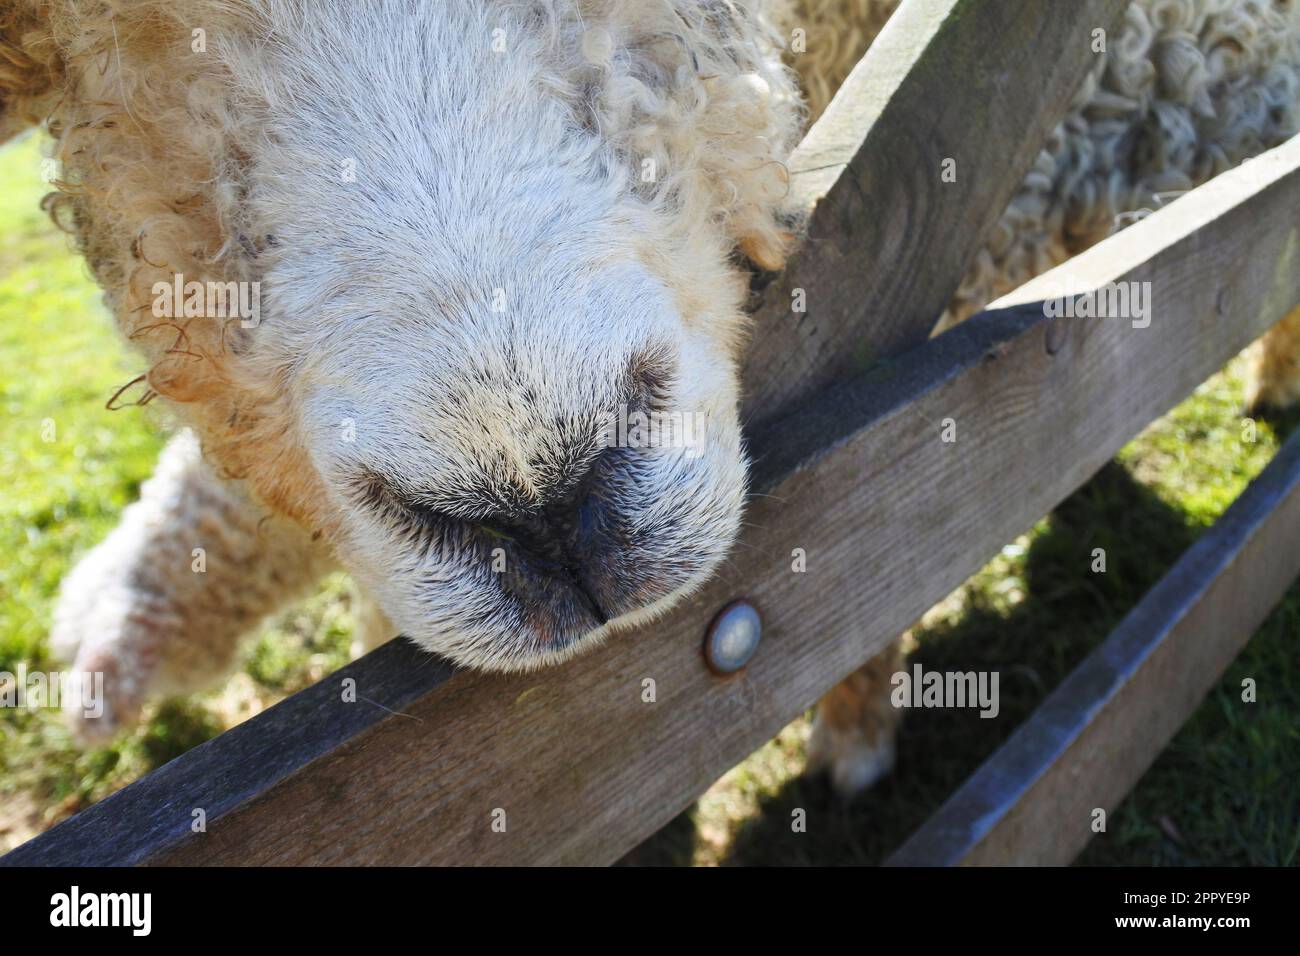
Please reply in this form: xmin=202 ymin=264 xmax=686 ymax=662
xmin=6 ymin=133 xmax=1300 ymax=868
xmin=3 ymin=639 xmax=455 ymax=867
xmin=885 ymin=429 xmax=1300 ymax=868
xmin=740 ymin=0 xmax=1129 ymax=426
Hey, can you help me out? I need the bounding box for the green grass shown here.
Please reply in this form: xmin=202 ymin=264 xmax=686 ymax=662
xmin=0 ymin=134 xmax=354 ymax=848
xmin=2 ymin=131 xmax=1297 ymax=864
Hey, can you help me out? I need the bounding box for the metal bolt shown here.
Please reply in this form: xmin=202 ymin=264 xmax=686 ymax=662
xmin=704 ymin=600 xmax=762 ymax=674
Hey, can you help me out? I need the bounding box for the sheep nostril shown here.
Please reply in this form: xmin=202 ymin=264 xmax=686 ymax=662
xmin=492 ymin=496 xmax=597 ymax=569
xmin=577 ymin=497 xmax=599 ymax=542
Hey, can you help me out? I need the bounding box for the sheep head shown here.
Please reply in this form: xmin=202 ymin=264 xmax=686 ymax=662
xmin=5 ymin=0 xmax=802 ymax=669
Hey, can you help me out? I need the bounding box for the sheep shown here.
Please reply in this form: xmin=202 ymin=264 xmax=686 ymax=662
xmin=2 ymin=0 xmax=1297 ymax=803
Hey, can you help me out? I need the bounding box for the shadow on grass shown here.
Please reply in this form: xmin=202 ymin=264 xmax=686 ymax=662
xmin=137 ymin=700 xmax=224 ymax=771
xmin=1076 ymin=401 xmax=1300 ymax=866
xmin=625 ymin=427 xmax=1300 ymax=864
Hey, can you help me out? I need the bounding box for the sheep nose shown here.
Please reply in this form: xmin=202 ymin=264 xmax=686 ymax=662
xmin=481 ymin=486 xmax=610 ymax=624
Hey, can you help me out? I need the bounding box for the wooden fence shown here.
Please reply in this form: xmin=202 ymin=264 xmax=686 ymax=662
xmin=5 ymin=0 xmax=1299 ymax=866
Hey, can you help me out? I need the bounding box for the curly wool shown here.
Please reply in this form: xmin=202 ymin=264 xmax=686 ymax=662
xmin=577 ymin=0 xmax=804 ymax=270
xmin=953 ymin=0 xmax=1300 ymax=328
xmin=779 ymin=0 xmax=896 ymax=122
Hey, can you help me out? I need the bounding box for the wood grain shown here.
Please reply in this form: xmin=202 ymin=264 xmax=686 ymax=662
xmin=6 ymin=132 xmax=1298 ymax=866
xmin=740 ymin=0 xmax=1130 ymax=427
xmin=885 ymin=430 xmax=1300 ymax=867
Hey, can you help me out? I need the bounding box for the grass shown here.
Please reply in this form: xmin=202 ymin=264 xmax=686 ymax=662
xmin=0 ymin=133 xmax=356 ymax=849
xmin=2 ymin=132 xmax=1298 ymax=864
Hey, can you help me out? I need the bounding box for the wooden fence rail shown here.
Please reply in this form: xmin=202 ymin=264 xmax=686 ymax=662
xmin=741 ymin=0 xmax=1129 ymax=426
xmin=4 ymin=1 xmax=1297 ymax=866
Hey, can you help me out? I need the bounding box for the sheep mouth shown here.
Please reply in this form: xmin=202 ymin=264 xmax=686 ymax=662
xmin=349 ymin=473 xmax=651 ymax=643
xmin=516 ymin=559 xmax=611 ymax=626
xmin=492 ymin=541 xmax=615 ymax=634
xmin=416 ymin=511 xmax=692 ymax=661
xmin=343 ymin=467 xmax=722 ymax=666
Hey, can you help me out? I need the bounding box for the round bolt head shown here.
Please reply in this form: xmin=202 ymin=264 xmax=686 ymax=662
xmin=704 ymin=600 xmax=762 ymax=674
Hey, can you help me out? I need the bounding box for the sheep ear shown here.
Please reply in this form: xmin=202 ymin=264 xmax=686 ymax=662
xmin=591 ymin=3 xmax=802 ymax=273
xmin=0 ymin=2 xmax=59 ymax=145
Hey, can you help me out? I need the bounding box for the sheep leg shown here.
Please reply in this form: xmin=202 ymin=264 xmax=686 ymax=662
xmin=807 ymin=639 xmax=906 ymax=794
xmin=1246 ymin=305 xmax=1300 ymax=413
xmin=51 ymin=430 xmax=337 ymax=741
